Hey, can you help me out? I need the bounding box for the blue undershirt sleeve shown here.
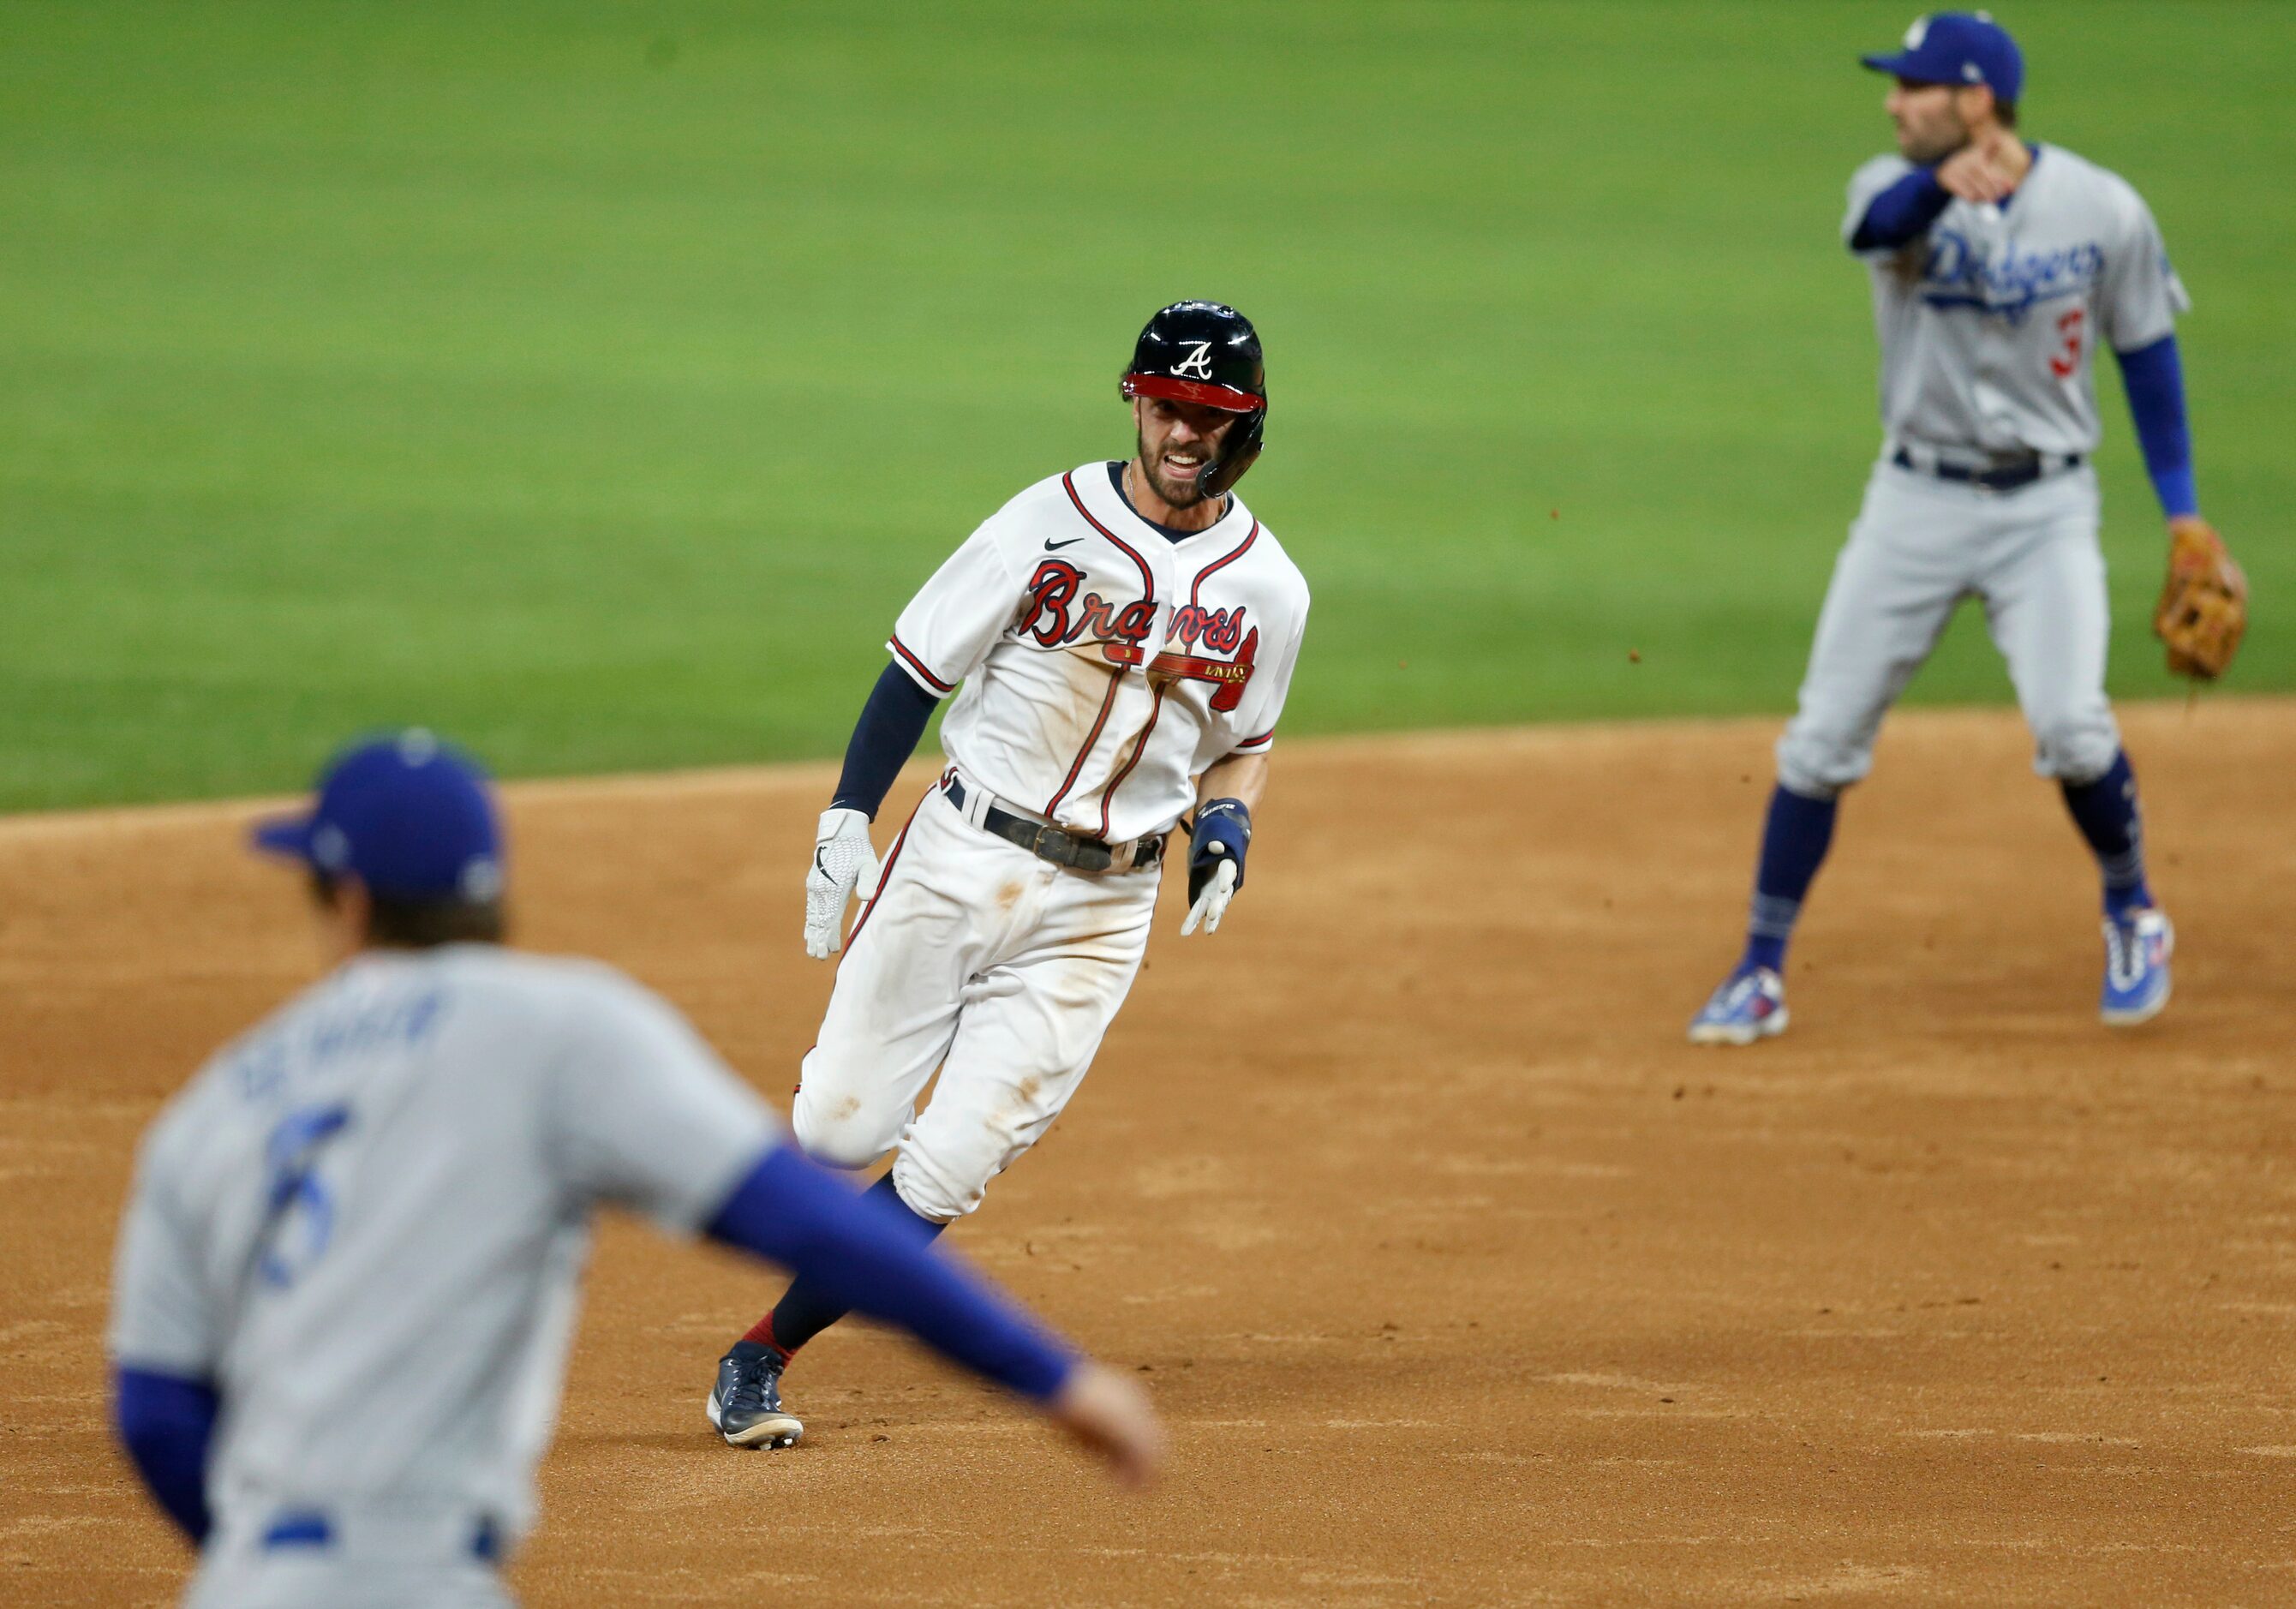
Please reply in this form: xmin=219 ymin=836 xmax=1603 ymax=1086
xmin=1850 ymin=166 xmax=1952 ymax=253
xmin=832 ymin=662 xmax=942 ymax=818
xmin=111 ymin=1366 xmax=218 ymax=1544
xmin=2114 ymin=334 xmax=2199 ymax=519
xmin=704 ymin=1145 xmax=1078 ymax=1401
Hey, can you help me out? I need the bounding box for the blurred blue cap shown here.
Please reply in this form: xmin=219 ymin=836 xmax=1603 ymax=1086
xmin=1862 ymin=12 xmax=2024 ymax=105
xmin=251 ymin=730 xmax=505 ymax=901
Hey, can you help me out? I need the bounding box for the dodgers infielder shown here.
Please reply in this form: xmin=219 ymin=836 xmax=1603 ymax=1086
xmin=1691 ymin=13 xmax=2220 ymax=1044
xmin=107 ymin=733 xmax=1158 ymax=1607
xmin=708 ymin=302 xmax=1308 ymax=1448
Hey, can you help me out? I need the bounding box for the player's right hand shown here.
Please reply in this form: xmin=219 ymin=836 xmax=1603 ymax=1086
xmin=1937 ymin=129 xmax=2028 ymax=204
xmin=1048 ymin=1360 xmax=1164 ymax=1486
xmin=803 ymin=807 xmax=879 ymax=960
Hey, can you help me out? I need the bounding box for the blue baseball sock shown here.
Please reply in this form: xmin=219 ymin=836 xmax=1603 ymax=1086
xmin=2060 ymin=751 xmax=2153 ymax=918
xmin=1740 ymin=783 xmax=1839 ymax=974
xmin=753 ymin=1172 xmax=945 ymax=1357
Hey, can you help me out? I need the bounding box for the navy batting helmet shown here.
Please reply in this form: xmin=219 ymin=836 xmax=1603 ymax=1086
xmin=1120 ymin=301 xmax=1265 ymax=498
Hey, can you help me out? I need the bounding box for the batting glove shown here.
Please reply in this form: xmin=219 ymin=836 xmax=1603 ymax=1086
xmin=804 ymin=807 xmax=880 ymax=960
xmin=1181 ymin=799 xmax=1250 ymax=937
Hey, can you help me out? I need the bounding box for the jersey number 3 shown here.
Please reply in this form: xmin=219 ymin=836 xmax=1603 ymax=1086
xmin=256 ymin=1104 xmax=353 ymax=1289
xmin=2049 ymin=308 xmax=2085 ymax=380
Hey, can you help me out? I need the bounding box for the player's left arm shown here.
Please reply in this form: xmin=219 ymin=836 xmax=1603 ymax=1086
xmin=1181 ymin=751 xmax=1265 ymax=936
xmin=1181 ymin=587 xmax=1306 ymax=936
xmin=549 ymin=984 xmax=1160 ymax=1481
xmin=107 ymin=1113 xmax=224 ymax=1545
xmin=111 ymin=1367 xmax=218 ymax=1545
xmin=2098 ymin=185 xmax=2202 ymax=532
xmin=2098 ymin=190 xmax=2245 ymax=677
xmin=2114 ymin=335 xmax=2198 ymax=527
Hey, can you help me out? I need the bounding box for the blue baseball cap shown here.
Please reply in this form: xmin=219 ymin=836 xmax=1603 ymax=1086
xmin=1862 ymin=12 xmax=2024 ymax=105
xmin=251 ymin=730 xmax=505 ymax=901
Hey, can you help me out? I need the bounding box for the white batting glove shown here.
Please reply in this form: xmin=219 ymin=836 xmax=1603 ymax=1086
xmin=804 ymin=807 xmax=879 ymax=960
xmin=1180 ymin=854 xmax=1238 ymax=936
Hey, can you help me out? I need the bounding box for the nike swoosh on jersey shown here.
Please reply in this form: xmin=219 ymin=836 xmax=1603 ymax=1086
xmin=1043 ymin=536 xmax=1085 ymax=550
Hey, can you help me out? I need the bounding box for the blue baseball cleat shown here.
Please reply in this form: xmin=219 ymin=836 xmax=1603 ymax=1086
xmin=1688 ymin=965 xmax=1789 ymax=1045
xmin=2100 ymin=908 xmax=2173 ymax=1026
xmin=708 ymin=1343 xmax=803 ymax=1449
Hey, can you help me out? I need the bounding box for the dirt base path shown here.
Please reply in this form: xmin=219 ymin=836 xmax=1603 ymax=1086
xmin=4 ymin=702 xmax=2292 ymax=1606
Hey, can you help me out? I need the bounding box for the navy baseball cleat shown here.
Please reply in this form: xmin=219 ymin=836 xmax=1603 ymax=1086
xmin=707 ymin=1342 xmax=803 ymax=1449
xmin=2100 ymin=908 xmax=2173 ymax=1026
xmin=1688 ymin=965 xmax=1789 ymax=1046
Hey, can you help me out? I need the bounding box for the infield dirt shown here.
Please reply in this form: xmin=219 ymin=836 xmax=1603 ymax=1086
xmin=3 ymin=702 xmax=2291 ymax=1606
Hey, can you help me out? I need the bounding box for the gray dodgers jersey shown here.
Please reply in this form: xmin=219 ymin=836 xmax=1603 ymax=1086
xmin=1845 ymin=143 xmax=2188 ymax=458
xmin=108 ymin=946 xmax=774 ymax=1544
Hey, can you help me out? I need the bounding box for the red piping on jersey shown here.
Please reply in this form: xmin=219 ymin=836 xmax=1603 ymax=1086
xmin=1189 ymin=521 xmax=1259 ymax=607
xmin=1097 ymin=681 xmax=1167 ymax=840
xmin=1060 ymin=473 xmax=1156 ymax=604
xmin=888 ymin=635 xmax=954 ymax=695
xmin=1235 ymin=728 xmax=1276 ymax=751
xmin=1043 ymin=668 xmax=1124 ymax=820
xmin=844 ymin=776 xmax=937 ymax=950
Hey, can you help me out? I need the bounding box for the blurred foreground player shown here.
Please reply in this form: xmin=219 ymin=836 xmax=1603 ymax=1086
xmin=107 ymin=732 xmax=1158 ymax=1607
xmin=1689 ymin=12 xmax=2246 ymax=1045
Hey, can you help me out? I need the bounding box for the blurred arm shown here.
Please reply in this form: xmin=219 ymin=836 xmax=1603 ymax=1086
xmin=2115 ymin=334 xmax=2199 ymax=521
xmin=1849 ymin=166 xmax=1951 ymax=253
xmin=111 ymin=1365 xmax=217 ymax=1545
xmin=705 ymin=1144 xmax=1074 ymax=1400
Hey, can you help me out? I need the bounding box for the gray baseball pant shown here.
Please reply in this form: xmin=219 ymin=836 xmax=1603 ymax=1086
xmin=1777 ymin=459 xmax=2119 ymax=798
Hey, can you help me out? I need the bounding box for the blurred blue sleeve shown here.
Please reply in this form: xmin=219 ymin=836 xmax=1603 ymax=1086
xmin=111 ymin=1365 xmax=217 ymax=1544
xmin=1851 ymin=166 xmax=1951 ymax=252
xmin=832 ymin=662 xmax=941 ymax=818
xmin=2115 ymin=335 xmax=2199 ymax=519
xmin=704 ymin=1145 xmax=1077 ymax=1401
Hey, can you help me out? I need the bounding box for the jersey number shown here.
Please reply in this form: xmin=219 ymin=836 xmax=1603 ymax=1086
xmin=2048 ymin=308 xmax=2085 ymax=380
xmin=255 ymin=1104 xmax=352 ymax=1289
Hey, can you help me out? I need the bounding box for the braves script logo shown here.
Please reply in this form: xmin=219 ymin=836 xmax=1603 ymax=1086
xmin=1019 ymin=559 xmax=1257 ymax=710
xmin=1918 ymin=229 xmax=2104 ymax=324
xmin=1172 ymin=341 xmax=1216 ymax=380
xmin=1020 ymin=560 xmax=1159 ymax=659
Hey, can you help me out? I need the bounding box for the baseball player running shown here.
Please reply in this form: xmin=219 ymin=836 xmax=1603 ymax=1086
xmin=707 ymin=301 xmax=1309 ymax=1449
xmin=107 ymin=732 xmax=1160 ymax=1608
xmin=1689 ymin=12 xmax=2246 ymax=1045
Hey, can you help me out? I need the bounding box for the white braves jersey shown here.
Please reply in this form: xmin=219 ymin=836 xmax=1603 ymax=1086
xmin=108 ymin=946 xmax=774 ymax=1545
xmin=890 ymin=462 xmax=1310 ymax=844
xmin=1845 ymin=143 xmax=2188 ymax=458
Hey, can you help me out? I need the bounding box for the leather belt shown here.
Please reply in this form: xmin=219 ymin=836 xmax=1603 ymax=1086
xmin=942 ymin=775 xmax=1163 ymax=875
xmin=1891 ymin=446 xmax=2083 ymax=493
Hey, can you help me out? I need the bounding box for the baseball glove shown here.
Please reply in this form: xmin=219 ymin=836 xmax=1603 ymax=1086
xmin=2153 ymin=518 xmax=2248 ymax=680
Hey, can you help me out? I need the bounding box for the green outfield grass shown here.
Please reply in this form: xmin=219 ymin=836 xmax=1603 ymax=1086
xmin=3 ymin=1 xmax=2287 ymax=809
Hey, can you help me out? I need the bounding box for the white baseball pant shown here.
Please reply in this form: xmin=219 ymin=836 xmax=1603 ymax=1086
xmin=792 ymin=775 xmax=1160 ymax=1223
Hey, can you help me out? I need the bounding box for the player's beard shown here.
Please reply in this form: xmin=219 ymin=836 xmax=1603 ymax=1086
xmin=1903 ymin=109 xmax=1969 ymax=167
xmin=1135 ymin=429 xmax=1211 ymax=508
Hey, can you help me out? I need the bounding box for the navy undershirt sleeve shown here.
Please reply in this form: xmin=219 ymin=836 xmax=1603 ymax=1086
xmin=111 ymin=1366 xmax=218 ymax=1544
xmin=704 ymin=1145 xmax=1078 ymax=1401
xmin=1851 ymin=165 xmax=1952 ymax=252
xmin=2114 ymin=334 xmax=2199 ymax=519
xmin=832 ymin=662 xmax=941 ymax=818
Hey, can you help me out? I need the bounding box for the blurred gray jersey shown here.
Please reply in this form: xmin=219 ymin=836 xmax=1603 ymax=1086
xmin=108 ymin=946 xmax=774 ymax=1547
xmin=1845 ymin=143 xmax=2188 ymax=458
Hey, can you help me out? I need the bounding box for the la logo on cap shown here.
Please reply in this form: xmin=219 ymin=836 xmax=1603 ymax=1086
xmin=1905 ymin=16 xmax=1928 ymax=47
xmin=460 ymin=857 xmax=505 ymax=901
